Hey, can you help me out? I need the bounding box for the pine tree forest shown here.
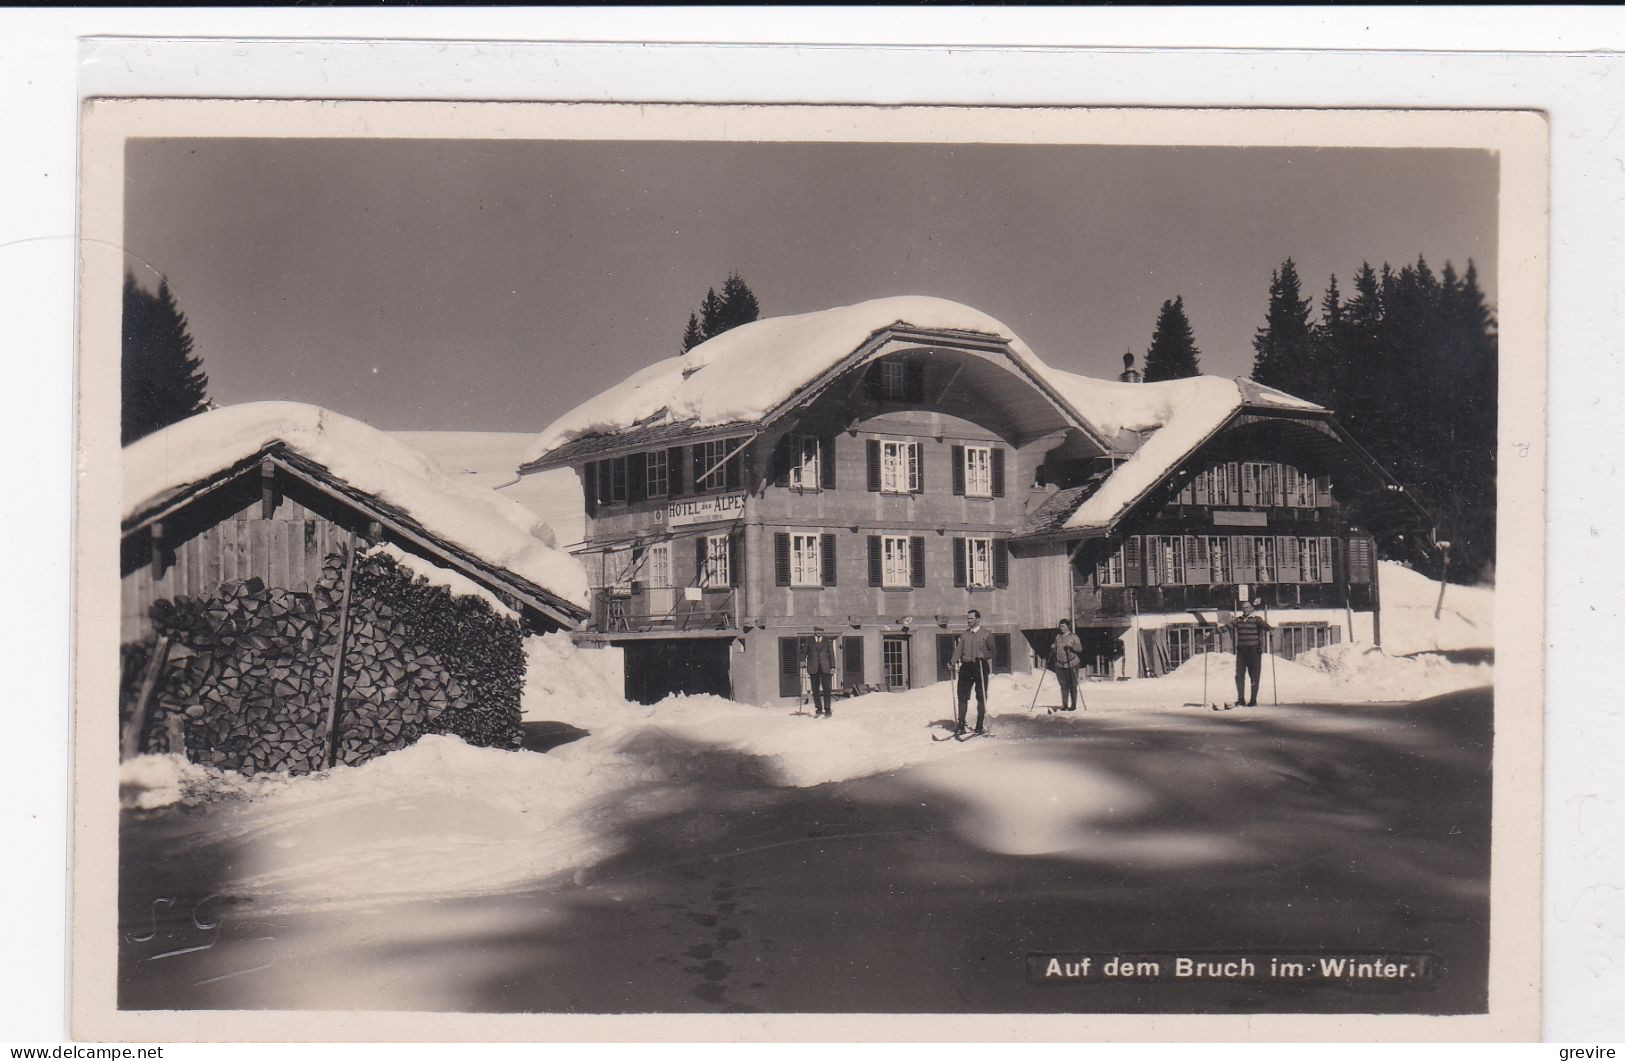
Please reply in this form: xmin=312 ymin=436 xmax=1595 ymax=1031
xmin=1251 ymin=256 xmax=1497 ymax=585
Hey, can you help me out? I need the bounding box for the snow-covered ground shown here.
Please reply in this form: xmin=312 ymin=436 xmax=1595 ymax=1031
xmin=120 ymin=551 xmax=1491 ymax=914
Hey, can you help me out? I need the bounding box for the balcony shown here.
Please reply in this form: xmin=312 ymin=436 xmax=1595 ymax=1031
xmin=1077 ymin=581 xmax=1373 ymax=623
xmin=590 ymin=586 xmax=738 ymax=634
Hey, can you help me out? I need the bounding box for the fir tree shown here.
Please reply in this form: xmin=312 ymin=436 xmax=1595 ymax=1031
xmin=1251 ymin=258 xmax=1316 ymax=399
xmin=699 ymin=288 xmax=724 ymax=341
xmin=1142 ymin=296 xmax=1201 ymax=381
xmin=681 ymin=312 xmax=705 ymax=353
xmin=717 ymin=271 xmax=762 ymax=332
xmin=122 ymin=273 xmax=209 ymax=445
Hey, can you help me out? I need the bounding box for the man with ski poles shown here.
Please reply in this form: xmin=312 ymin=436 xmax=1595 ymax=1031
xmin=1229 ymin=598 xmax=1272 ymax=707
xmin=950 ymin=608 xmax=996 ymax=736
xmin=1049 ymin=618 xmax=1083 ymax=712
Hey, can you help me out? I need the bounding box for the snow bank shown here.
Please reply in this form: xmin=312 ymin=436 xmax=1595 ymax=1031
xmin=125 ymin=402 xmax=589 ymax=609
xmin=1376 ymin=561 xmax=1494 ymax=655
xmin=120 ymin=753 xmax=289 ymax=810
xmin=525 ymin=296 xmax=1052 ymax=460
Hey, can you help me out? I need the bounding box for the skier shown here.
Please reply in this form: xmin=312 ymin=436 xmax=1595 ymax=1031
xmin=1049 ymin=618 xmax=1083 ymax=711
xmin=950 ymin=609 xmax=996 ymax=735
xmin=807 ymin=625 xmax=836 ymax=718
xmin=1229 ymin=599 xmax=1272 ymax=707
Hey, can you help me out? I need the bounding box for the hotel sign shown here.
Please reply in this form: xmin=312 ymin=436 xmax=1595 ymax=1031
xmin=1213 ymin=510 xmax=1269 ymax=527
xmin=666 ymin=492 xmax=746 ymax=528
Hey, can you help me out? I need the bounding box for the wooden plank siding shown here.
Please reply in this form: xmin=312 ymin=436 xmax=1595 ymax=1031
xmin=122 ymin=476 xmax=352 ymax=642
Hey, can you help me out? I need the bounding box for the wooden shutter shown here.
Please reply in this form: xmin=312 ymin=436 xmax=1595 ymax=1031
xmin=1124 ymin=536 xmax=1143 ymax=586
xmin=1324 ymin=537 xmax=1338 ymax=584
xmin=910 ymin=442 xmax=924 ymax=493
xmin=694 ymin=536 xmax=708 ymax=584
xmin=725 ymin=442 xmax=742 ymax=491
xmin=1239 ymin=465 xmax=1256 ymax=506
xmin=937 ymin=634 xmax=957 ymax=681
xmin=842 ymin=636 xmax=864 ymax=687
xmin=729 ymin=533 xmax=743 ymax=588
xmin=866 ymin=439 xmax=882 ymax=492
xmin=774 ymin=533 xmax=791 ymax=586
xmin=991 ymin=448 xmax=1006 ymax=497
xmin=1277 ymin=535 xmax=1301 ymax=582
xmin=583 ymin=462 xmax=598 ymax=516
xmin=867 ymin=535 xmax=883 ymax=586
xmin=820 ymin=435 xmax=837 ymax=490
xmin=993 ymin=539 xmax=1009 ymax=588
xmin=951 ymin=445 xmax=966 ymax=496
xmin=993 ymin=633 xmax=1012 ymax=673
xmin=667 ymin=447 xmax=685 ymax=495
xmin=773 ymin=435 xmax=792 ymax=488
xmin=1183 ymin=536 xmax=1203 ymax=585
xmin=820 ymin=533 xmax=837 ymax=587
xmin=778 ymin=637 xmax=802 ymax=698
xmin=910 ymin=536 xmax=926 ymax=587
xmin=904 ymin=361 xmax=926 ymax=402
xmin=952 ymin=537 xmax=967 ymax=587
xmin=1348 ymin=535 xmax=1373 ymax=584
xmin=627 ymin=452 xmax=647 ymax=503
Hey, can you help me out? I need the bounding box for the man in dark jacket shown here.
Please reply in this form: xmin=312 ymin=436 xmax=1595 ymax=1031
xmin=1229 ymin=600 xmax=1272 ymax=707
xmin=806 ymin=626 xmax=836 ymax=718
xmin=950 ymin=609 xmax=996 ymax=735
xmin=1049 ymin=618 xmax=1084 ymax=711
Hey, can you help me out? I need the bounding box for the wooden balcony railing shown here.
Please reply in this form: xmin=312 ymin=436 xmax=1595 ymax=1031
xmin=590 ymin=586 xmax=738 ymax=634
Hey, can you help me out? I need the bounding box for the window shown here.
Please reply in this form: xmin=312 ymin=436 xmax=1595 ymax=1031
xmin=879 ymin=439 xmax=921 ymax=494
xmin=881 ymin=535 xmax=912 ymax=588
xmin=693 ymin=437 xmax=743 ymax=494
xmin=1241 ymin=462 xmax=1279 ymax=507
xmin=789 ymin=435 xmax=822 ymax=491
xmin=965 ymin=537 xmax=994 ymax=588
xmin=595 ymin=456 xmax=629 ymax=505
xmin=700 ymin=533 xmax=731 ymax=588
xmin=645 ymin=449 xmax=669 ymax=497
xmin=1165 ymin=625 xmax=1203 ymax=668
xmin=1298 ymin=536 xmax=1334 ymax=583
xmin=1096 ymin=543 xmax=1126 ymax=587
xmin=1282 ymin=466 xmax=1320 ymax=508
xmin=790 ymin=533 xmax=822 ymax=587
xmin=880 ymin=362 xmax=908 ymax=399
xmin=1152 ymin=535 xmax=1185 ymax=586
xmin=1254 ymin=535 xmax=1278 ymax=582
xmin=1207 ymin=536 xmax=1232 ymax=583
xmin=1210 ymin=462 xmax=1239 ymax=506
xmin=964 ymin=446 xmax=992 ymax=497
xmin=1275 ymin=622 xmax=1342 ymax=659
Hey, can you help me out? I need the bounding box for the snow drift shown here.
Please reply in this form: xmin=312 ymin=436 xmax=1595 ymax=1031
xmin=125 ymin=402 xmax=589 ymax=609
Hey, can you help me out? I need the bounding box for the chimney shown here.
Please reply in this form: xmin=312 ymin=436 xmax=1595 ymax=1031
xmin=1119 ymin=351 xmax=1143 ymax=384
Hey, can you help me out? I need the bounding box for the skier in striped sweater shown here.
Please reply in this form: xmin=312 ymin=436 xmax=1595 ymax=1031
xmin=1229 ymin=599 xmax=1272 ymax=707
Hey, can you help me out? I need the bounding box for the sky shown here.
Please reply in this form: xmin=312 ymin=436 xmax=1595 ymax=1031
xmin=124 ymin=138 xmax=1498 ymax=433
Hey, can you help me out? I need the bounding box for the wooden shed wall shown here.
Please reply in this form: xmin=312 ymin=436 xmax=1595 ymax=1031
xmin=122 ymin=482 xmax=351 ymax=642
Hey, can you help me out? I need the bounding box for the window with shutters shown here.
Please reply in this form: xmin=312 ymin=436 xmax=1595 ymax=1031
xmin=645 ymin=449 xmax=669 ymax=497
xmin=788 ymin=435 xmax=822 ymax=491
xmin=1096 ymin=543 xmax=1126 ymax=587
xmin=693 ymin=437 xmax=742 ymax=494
xmin=880 ymin=535 xmax=912 ymax=588
xmin=1299 ymin=536 xmax=1334 ymax=583
xmin=700 ymin=533 xmax=731 ymax=588
xmin=1347 ymin=536 xmax=1373 ymax=583
xmin=964 ymin=446 xmax=993 ymax=497
xmin=790 ymin=533 xmax=822 ymax=587
xmin=1211 ymin=462 xmax=1239 ymax=505
xmin=1241 ymin=462 xmax=1278 ymax=507
xmin=879 ymin=361 xmax=908 ymax=399
xmin=964 ymin=536 xmax=995 ymax=588
xmin=879 ymin=439 xmax=919 ymax=494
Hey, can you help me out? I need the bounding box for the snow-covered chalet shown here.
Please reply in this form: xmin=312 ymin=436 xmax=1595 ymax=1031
xmin=519 ymin=297 xmax=1431 ymax=705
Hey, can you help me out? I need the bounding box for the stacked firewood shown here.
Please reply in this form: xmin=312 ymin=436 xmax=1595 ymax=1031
xmin=121 ymin=545 xmax=526 ymax=775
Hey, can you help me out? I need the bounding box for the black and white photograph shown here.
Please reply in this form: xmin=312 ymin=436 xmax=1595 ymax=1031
xmin=71 ymin=100 xmax=1546 ymax=1041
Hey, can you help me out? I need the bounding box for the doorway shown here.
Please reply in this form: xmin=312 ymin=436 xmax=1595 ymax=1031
xmin=881 ymin=634 xmax=911 ymax=690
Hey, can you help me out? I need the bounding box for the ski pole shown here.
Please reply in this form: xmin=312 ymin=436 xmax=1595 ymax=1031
xmin=1028 ymin=662 xmax=1047 ymax=711
xmin=1263 ymin=601 xmax=1280 ymax=706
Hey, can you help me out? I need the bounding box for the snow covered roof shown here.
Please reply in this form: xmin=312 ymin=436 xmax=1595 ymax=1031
xmin=1025 ymin=372 xmax=1328 ymax=534
xmin=524 ymin=295 xmax=1106 ymax=466
xmin=124 ymin=403 xmax=591 ymax=618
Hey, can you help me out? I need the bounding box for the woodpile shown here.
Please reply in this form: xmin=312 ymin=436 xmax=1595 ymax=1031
xmin=119 ymin=546 xmax=526 ymax=775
